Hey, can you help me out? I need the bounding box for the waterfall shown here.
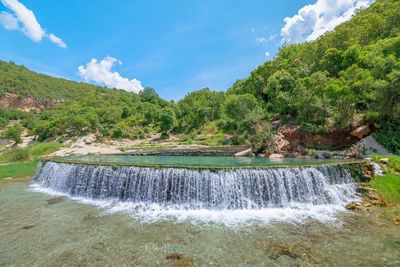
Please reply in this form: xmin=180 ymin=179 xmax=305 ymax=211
xmin=32 ymin=161 xmax=358 ymax=225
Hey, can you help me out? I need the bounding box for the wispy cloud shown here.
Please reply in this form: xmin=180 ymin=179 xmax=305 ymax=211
xmin=78 ymin=56 xmax=144 ymax=94
xmin=0 ymin=0 xmax=67 ymax=48
xmin=281 ymin=0 xmax=373 ymax=43
xmin=48 ymin=33 xmax=66 ymax=48
xmin=0 ymin=11 xmax=18 ymax=30
xmin=255 ymin=34 xmax=278 ymax=45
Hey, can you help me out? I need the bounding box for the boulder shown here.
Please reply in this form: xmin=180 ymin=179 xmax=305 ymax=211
xmin=379 ymin=158 xmax=389 ymax=165
xmin=360 ymin=174 xmax=372 ymax=182
xmin=84 ymin=139 xmax=92 ymax=145
xmin=350 ymin=125 xmax=370 ymax=139
xmin=234 ymin=148 xmax=254 ymax=157
xmin=345 ymin=201 xmax=364 ymax=211
xmin=269 ymin=153 xmax=284 ymax=159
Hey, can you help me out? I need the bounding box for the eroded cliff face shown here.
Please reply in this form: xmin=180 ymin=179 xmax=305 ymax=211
xmin=0 ymin=93 xmax=63 ymax=111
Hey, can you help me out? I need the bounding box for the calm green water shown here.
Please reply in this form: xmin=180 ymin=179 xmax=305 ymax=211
xmin=64 ymin=155 xmax=344 ymax=167
xmin=1 ymin=179 xmax=400 ymax=266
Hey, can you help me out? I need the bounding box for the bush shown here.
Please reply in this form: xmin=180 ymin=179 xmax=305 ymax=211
xmin=112 ymin=128 xmax=128 ymax=139
xmin=7 ymin=148 xmax=30 ymax=161
xmin=374 ymin=129 xmax=400 ymax=154
xmin=1 ymin=123 xmax=23 ymax=144
xmin=0 ymin=117 xmax=7 ymax=127
xmin=160 ymin=132 xmax=169 ymax=140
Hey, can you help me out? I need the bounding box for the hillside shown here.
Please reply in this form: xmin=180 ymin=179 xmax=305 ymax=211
xmin=225 ymin=0 xmax=400 ymax=153
xmin=0 ymin=60 xmax=108 ymax=102
xmin=0 ymin=0 xmax=399 ymax=154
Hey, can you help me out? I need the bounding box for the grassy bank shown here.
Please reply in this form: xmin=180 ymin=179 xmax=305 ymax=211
xmin=0 ymin=142 xmax=60 ymax=164
xmin=371 ymin=155 xmax=400 ymax=205
xmin=0 ymin=161 xmax=38 ymax=180
xmin=0 ymin=142 xmax=60 ymax=180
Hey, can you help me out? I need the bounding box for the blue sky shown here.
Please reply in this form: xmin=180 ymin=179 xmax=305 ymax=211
xmin=0 ymin=0 xmax=373 ymax=100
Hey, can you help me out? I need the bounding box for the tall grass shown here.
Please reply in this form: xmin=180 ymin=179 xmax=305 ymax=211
xmin=0 ymin=142 xmax=61 ymax=164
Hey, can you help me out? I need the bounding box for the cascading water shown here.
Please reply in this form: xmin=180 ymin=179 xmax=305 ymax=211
xmin=32 ymin=161 xmax=359 ymax=225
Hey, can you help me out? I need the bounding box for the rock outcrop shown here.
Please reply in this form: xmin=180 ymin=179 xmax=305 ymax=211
xmin=350 ymin=125 xmax=371 ymax=139
xmin=0 ymin=93 xmax=63 ymax=111
xmin=271 ymin=125 xmax=359 ymax=156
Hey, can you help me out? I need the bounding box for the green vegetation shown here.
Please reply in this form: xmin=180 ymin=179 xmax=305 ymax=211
xmin=0 ymin=109 xmax=31 ymax=129
xmin=1 ymin=123 xmax=23 ymax=144
xmin=371 ymin=173 xmax=400 ymax=204
xmin=0 ymin=60 xmax=104 ymax=100
xmin=0 ymin=142 xmax=61 ymax=180
xmin=0 ymin=0 xmax=399 ymax=153
xmin=371 ymin=155 xmax=400 ymax=205
xmin=0 ymin=142 xmax=61 ymax=163
xmin=0 ymin=161 xmax=38 ymax=180
xmin=224 ymin=0 xmax=400 ymax=152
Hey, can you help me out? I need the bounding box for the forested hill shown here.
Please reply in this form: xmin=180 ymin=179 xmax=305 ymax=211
xmin=0 ymin=0 xmax=399 ymax=154
xmin=0 ymin=60 xmax=108 ymax=101
xmin=224 ymin=0 xmax=400 ymax=152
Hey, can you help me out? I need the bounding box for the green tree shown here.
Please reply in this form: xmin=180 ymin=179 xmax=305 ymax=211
xmin=158 ymin=107 xmax=176 ymax=134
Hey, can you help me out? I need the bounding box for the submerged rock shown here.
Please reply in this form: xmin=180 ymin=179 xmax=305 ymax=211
xmin=21 ymin=225 xmax=34 ymax=230
xmin=268 ymin=244 xmax=299 ymax=260
xmin=46 ymin=197 xmax=64 ymax=206
xmin=92 ymin=242 xmax=106 ymax=250
xmin=166 ymin=253 xmax=184 ymax=260
xmin=166 ymin=253 xmax=194 ymax=267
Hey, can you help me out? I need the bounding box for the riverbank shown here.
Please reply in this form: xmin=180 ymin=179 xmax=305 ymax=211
xmin=0 ymin=161 xmax=37 ymax=180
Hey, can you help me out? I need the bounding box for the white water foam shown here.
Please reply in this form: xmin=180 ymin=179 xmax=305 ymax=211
xmin=371 ymin=162 xmax=384 ymax=176
xmin=30 ymin=182 xmax=356 ymax=227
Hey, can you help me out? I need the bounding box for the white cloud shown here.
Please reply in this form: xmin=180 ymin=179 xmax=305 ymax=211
xmin=48 ymin=33 xmax=66 ymax=48
xmin=0 ymin=0 xmax=67 ymax=47
xmin=78 ymin=56 xmax=144 ymax=94
xmin=265 ymin=51 xmax=270 ymax=58
xmin=281 ymin=0 xmax=373 ymax=43
xmin=0 ymin=11 xmax=18 ymax=30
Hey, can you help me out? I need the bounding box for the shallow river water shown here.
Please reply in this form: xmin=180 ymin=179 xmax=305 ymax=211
xmin=1 ymin=179 xmax=399 ymax=266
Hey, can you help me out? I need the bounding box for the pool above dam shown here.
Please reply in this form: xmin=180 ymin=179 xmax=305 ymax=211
xmin=51 ymin=154 xmax=356 ymax=168
xmin=32 ymin=156 xmax=368 ymax=225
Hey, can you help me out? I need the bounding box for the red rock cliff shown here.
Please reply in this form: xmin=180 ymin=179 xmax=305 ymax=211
xmin=0 ymin=93 xmax=63 ymax=111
